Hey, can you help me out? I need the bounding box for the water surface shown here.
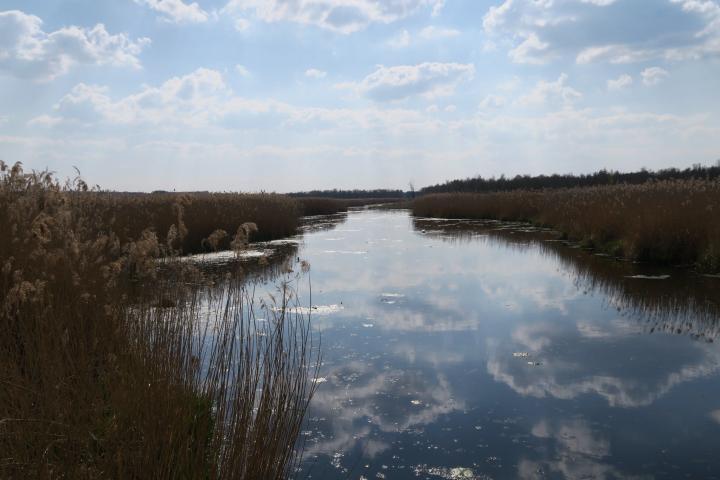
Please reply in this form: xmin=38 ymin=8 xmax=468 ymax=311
xmin=212 ymin=208 xmax=720 ymax=479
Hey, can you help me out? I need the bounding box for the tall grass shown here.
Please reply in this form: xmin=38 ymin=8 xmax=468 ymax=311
xmin=0 ymin=162 xmax=319 ymax=478
xmin=298 ymin=197 xmax=401 ymax=216
xmin=86 ymin=191 xmax=301 ymax=254
xmin=412 ymin=180 xmax=720 ymax=271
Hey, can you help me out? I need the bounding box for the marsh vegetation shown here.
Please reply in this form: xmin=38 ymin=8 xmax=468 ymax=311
xmin=0 ymin=162 xmax=319 ymax=479
xmin=412 ymin=179 xmax=720 ymax=272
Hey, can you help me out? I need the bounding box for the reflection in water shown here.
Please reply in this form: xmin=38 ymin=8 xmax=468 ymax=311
xmin=517 ymin=419 xmax=638 ymax=480
xmin=210 ymin=209 xmax=719 ymax=479
xmin=413 ymin=217 xmax=720 ymax=342
xmin=487 ymin=319 xmax=720 ymax=407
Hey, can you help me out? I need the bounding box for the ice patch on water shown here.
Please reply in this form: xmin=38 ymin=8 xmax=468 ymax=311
xmin=180 ymin=249 xmax=272 ymax=263
xmin=323 ymin=250 xmax=368 ymax=255
xmin=266 ymin=238 xmax=301 ymax=245
xmin=273 ymin=304 xmax=344 ymax=315
xmin=413 ymin=465 xmax=486 ymax=479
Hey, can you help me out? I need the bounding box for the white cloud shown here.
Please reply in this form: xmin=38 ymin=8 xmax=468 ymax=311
xmin=484 ymin=0 xmax=720 ymax=65
xmin=387 ymin=25 xmax=460 ymax=48
xmin=134 ymin=0 xmax=209 ymax=24
xmin=641 ymin=67 xmax=669 ymax=86
xmin=0 ymin=10 xmax=149 ymax=81
xmin=480 ymin=94 xmax=506 ymax=109
xmin=418 ymin=25 xmax=460 ymax=40
xmin=607 ymin=73 xmax=633 ymax=91
xmin=43 ymin=69 xmax=231 ymax=126
xmin=431 ymin=0 xmax=446 ymax=17
xmin=516 ymin=73 xmax=582 ymax=107
xmin=31 ymin=68 xmax=446 ymax=137
xmin=305 ymin=68 xmax=327 ymax=79
xmin=223 ymin=0 xmax=445 ymax=34
xmin=235 ymin=64 xmax=250 ymax=77
xmin=576 ymin=45 xmax=654 ymax=64
xmin=233 ymin=17 xmax=251 ymax=31
xmin=388 ymin=29 xmax=411 ymax=48
xmin=345 ymin=62 xmax=475 ymax=101
xmin=509 ymin=33 xmax=551 ymax=64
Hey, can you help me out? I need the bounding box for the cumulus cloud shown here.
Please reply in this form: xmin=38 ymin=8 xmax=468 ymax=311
xmin=418 ymin=25 xmax=460 ymax=39
xmin=516 ymin=73 xmax=582 ymax=107
xmin=42 ymin=68 xmax=231 ymax=126
xmin=31 ymin=67 xmax=448 ymax=137
xmin=483 ymin=0 xmax=720 ymax=65
xmin=343 ymin=62 xmax=475 ymax=101
xmin=305 ymin=68 xmax=327 ymax=79
xmin=607 ymin=73 xmax=633 ymax=91
xmin=641 ymin=66 xmax=669 ymax=86
xmin=133 ymin=0 xmax=209 ymax=24
xmin=0 ymin=10 xmax=149 ymax=81
xmin=387 ymin=29 xmax=411 ymax=48
xmin=235 ymin=64 xmax=250 ymax=77
xmin=223 ymin=0 xmax=445 ymax=34
xmin=480 ymin=94 xmax=506 ymax=109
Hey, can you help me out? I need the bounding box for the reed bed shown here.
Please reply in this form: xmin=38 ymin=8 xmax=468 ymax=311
xmin=0 ymin=162 xmax=319 ymax=479
xmin=412 ymin=180 xmax=720 ymax=271
xmin=298 ymin=197 xmax=401 ymax=216
xmin=86 ymin=191 xmax=301 ymax=254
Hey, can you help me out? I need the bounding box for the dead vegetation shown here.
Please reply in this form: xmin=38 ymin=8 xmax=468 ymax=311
xmin=412 ymin=180 xmax=720 ymax=272
xmin=0 ymin=162 xmax=319 ymax=479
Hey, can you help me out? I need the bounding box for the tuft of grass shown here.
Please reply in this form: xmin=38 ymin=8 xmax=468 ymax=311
xmin=412 ymin=180 xmax=720 ymax=272
xmin=0 ymin=161 xmax=319 ymax=479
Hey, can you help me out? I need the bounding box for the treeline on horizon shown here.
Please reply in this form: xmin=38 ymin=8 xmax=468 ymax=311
xmin=288 ymin=188 xmax=405 ymax=199
xmin=421 ymin=163 xmax=720 ymax=194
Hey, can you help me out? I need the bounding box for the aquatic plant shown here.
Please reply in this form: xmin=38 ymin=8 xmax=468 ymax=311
xmin=0 ymin=161 xmax=319 ymax=479
xmin=412 ymin=180 xmax=720 ymax=272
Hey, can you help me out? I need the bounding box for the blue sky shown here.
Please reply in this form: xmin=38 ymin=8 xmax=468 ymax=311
xmin=1 ymin=0 xmax=719 ymax=191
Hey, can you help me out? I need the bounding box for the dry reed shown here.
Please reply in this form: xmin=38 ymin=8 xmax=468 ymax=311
xmin=412 ymin=180 xmax=720 ymax=271
xmin=0 ymin=161 xmax=319 ymax=479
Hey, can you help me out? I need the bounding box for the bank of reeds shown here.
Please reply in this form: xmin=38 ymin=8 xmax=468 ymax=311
xmin=298 ymin=197 xmax=401 ymax=216
xmin=412 ymin=180 xmax=720 ymax=271
xmin=86 ymin=191 xmax=300 ymax=254
xmin=0 ymin=162 xmax=319 ymax=478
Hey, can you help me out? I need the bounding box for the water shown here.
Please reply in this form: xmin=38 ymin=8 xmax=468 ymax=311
xmin=198 ymin=208 xmax=720 ymax=479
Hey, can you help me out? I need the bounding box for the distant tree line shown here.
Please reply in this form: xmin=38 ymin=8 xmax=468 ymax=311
xmin=288 ymin=189 xmax=405 ymax=199
xmin=420 ymin=163 xmax=720 ymax=194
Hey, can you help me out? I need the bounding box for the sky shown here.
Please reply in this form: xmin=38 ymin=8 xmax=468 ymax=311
xmin=1 ymin=0 xmax=719 ymax=192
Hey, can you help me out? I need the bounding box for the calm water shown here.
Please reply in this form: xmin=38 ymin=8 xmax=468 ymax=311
xmin=200 ymin=208 xmax=720 ymax=479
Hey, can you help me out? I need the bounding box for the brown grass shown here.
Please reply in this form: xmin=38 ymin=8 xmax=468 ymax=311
xmin=85 ymin=191 xmax=301 ymax=254
xmin=0 ymin=162 xmax=319 ymax=479
xmin=298 ymin=197 xmax=402 ymax=216
xmin=412 ymin=180 xmax=720 ymax=271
